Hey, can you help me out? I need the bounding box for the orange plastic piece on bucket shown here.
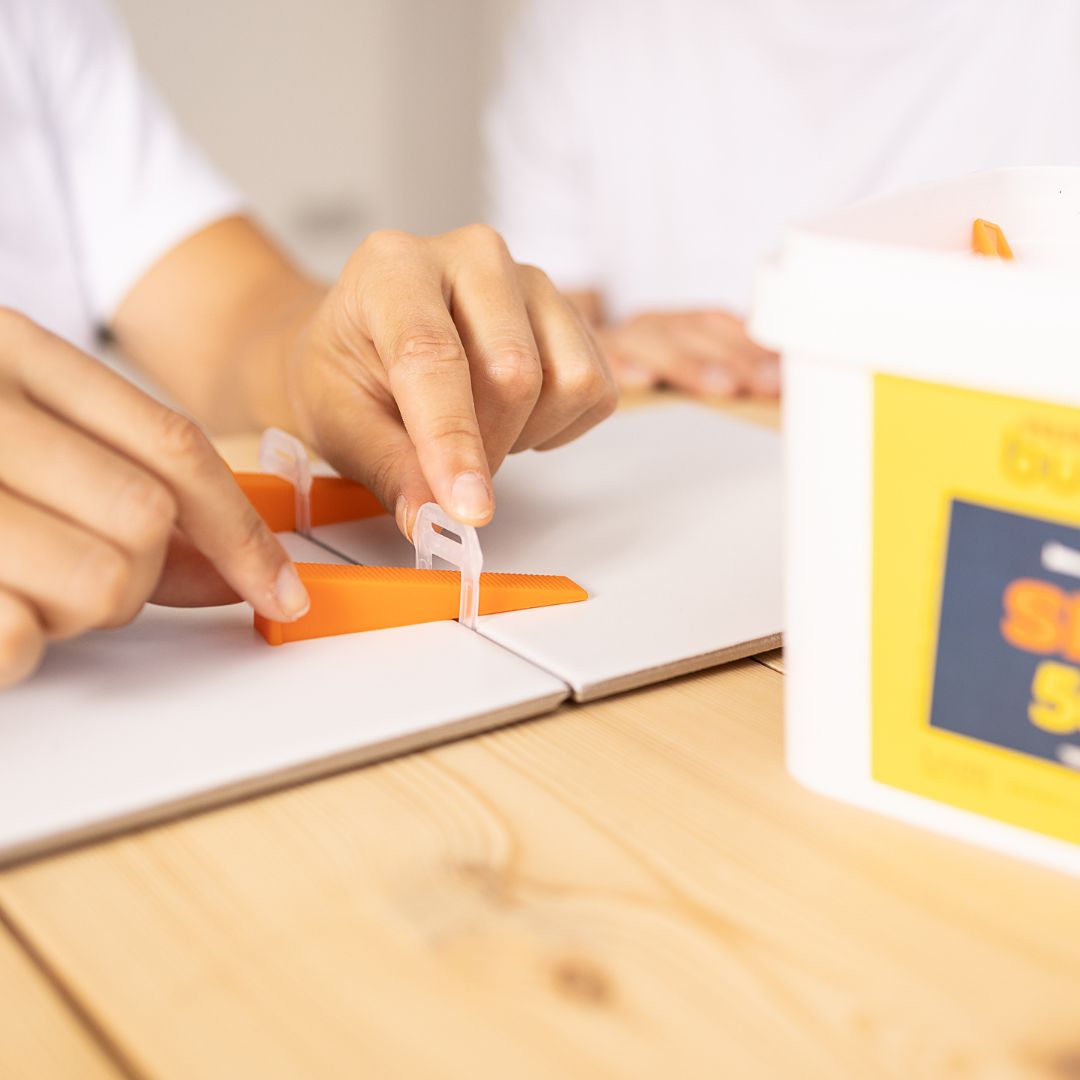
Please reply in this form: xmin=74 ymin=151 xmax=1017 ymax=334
xmin=972 ymin=218 xmax=1014 ymax=259
xmin=255 ymin=563 xmax=588 ymax=645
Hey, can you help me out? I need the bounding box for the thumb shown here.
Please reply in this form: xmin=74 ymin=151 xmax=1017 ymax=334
xmin=150 ymin=530 xmax=243 ymax=608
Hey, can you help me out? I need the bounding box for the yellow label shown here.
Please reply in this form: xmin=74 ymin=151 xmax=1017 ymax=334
xmin=872 ymin=374 xmax=1080 ymax=845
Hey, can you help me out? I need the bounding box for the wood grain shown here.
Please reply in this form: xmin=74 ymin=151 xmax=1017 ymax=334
xmin=0 ymin=919 xmax=122 ymax=1078
xmin=618 ymin=389 xmax=782 ymax=430
xmin=2 ymin=397 xmax=1077 ymax=1079
xmin=0 ymin=661 xmax=1077 ymax=1079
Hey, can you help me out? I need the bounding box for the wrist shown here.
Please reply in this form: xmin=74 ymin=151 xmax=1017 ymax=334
xmin=235 ymin=280 xmax=327 ymax=437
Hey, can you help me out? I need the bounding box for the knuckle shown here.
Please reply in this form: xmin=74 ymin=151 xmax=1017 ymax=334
xmin=560 ymin=359 xmax=608 ymax=402
xmin=516 ymin=263 xmax=550 ymax=287
xmin=116 ymin=474 xmax=177 ymax=548
xmin=485 ymin=346 xmax=542 ymax=400
xmin=516 ymin=264 xmax=559 ymax=300
xmin=156 ymin=409 xmax=212 ymax=465
xmin=360 ymin=228 xmax=414 ymax=256
xmin=456 ymin=222 xmax=508 ymax=255
xmin=392 ymin=330 xmax=466 ymax=374
xmin=427 ymin=416 xmax=482 ymax=447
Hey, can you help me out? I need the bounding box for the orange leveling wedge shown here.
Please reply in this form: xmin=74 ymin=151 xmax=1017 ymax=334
xmin=236 ymin=426 xmax=386 ymax=534
xmin=972 ymin=218 xmax=1014 ymax=259
xmin=233 ymin=472 xmax=385 ymax=532
xmin=255 ymin=564 xmax=587 ymax=645
xmin=236 ymin=429 xmax=589 ymax=645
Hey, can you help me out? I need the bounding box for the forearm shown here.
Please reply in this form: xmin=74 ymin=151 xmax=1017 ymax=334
xmin=228 ymin=272 xmax=326 ymax=436
xmin=112 ymin=215 xmax=326 ymax=434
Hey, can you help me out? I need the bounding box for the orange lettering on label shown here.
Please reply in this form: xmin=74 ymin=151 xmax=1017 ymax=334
xmin=1000 ymin=578 xmax=1066 ymax=654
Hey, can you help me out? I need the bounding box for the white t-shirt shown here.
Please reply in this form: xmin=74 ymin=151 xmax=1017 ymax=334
xmin=0 ymin=0 xmax=241 ymax=354
xmin=486 ymin=0 xmax=1080 ymax=322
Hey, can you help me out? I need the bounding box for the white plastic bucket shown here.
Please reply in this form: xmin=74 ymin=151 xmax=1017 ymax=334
xmin=751 ymin=167 xmax=1080 ymax=876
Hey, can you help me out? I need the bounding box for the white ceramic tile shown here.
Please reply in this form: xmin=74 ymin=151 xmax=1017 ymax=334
xmin=314 ymin=404 xmax=783 ymax=700
xmin=0 ymin=405 xmax=779 ymax=863
xmin=0 ymin=553 xmax=566 ymax=864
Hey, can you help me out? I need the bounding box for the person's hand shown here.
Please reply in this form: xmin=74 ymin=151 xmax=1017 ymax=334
xmin=595 ymin=310 xmax=780 ymax=397
xmin=277 ymin=225 xmax=618 ymax=537
xmin=0 ymin=309 xmax=310 ymax=687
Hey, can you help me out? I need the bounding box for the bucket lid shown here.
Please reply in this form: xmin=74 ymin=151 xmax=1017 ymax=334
xmin=750 ymin=167 xmax=1080 ymax=406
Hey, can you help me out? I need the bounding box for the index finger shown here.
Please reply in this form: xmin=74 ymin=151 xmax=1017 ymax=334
xmin=9 ymin=315 xmax=309 ymax=622
xmin=353 ymin=232 xmax=494 ymax=526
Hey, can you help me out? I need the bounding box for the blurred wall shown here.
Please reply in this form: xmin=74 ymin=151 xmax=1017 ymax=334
xmin=114 ymin=0 xmax=520 ymax=278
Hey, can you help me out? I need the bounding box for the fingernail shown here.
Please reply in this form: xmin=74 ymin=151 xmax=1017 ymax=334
xmin=450 ymin=471 xmax=492 ymax=523
xmin=701 ymin=368 xmax=737 ymax=396
xmin=274 ymin=562 xmax=310 ymax=621
xmin=394 ymin=494 xmax=409 ymax=539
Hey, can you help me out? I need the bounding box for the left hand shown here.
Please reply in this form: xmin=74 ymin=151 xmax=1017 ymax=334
xmin=281 ymin=225 xmax=617 ymax=536
xmin=595 ymin=309 xmax=780 ymax=397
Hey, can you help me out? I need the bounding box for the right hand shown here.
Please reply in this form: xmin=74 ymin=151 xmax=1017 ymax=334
xmin=0 ymin=309 xmax=310 ymax=688
xmin=595 ymin=309 xmax=780 ymax=397
xmin=276 ymin=224 xmax=617 ymax=538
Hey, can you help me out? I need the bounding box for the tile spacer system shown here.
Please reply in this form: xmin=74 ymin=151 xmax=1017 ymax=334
xmin=234 ymin=430 xmax=587 ymax=645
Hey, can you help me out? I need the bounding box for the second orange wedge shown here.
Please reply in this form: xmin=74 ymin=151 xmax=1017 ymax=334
xmin=256 ymin=563 xmax=588 ymax=645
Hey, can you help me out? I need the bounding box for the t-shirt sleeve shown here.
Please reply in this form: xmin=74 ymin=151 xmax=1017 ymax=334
xmin=483 ymin=1 xmax=598 ymax=293
xmin=29 ymin=0 xmax=244 ymax=324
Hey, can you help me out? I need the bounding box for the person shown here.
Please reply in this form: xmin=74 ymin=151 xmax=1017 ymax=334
xmin=0 ymin=0 xmax=617 ymax=688
xmin=486 ymin=0 xmax=1080 ymax=395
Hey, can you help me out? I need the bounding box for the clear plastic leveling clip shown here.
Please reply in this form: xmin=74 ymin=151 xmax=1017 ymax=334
xmin=413 ymin=502 xmax=483 ymax=630
xmin=258 ymin=427 xmax=313 ymax=536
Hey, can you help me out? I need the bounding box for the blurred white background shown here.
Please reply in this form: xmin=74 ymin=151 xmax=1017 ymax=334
xmin=114 ymin=0 xmax=520 ymax=278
